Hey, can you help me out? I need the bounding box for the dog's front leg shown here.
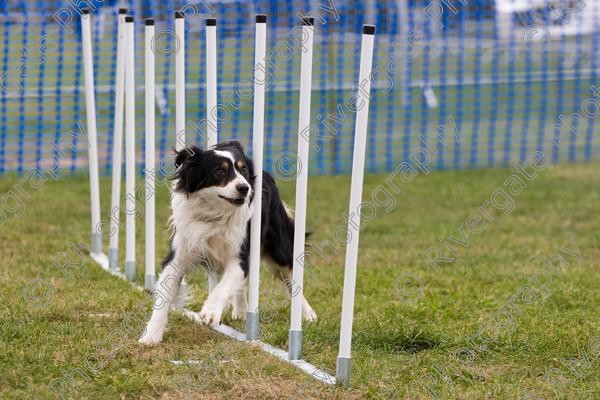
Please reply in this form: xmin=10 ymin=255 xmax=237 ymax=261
xmin=199 ymin=258 xmax=245 ymax=327
xmin=207 ymin=269 xmax=219 ymax=293
xmin=139 ymin=260 xmax=186 ymax=345
xmin=231 ymin=287 xmax=247 ymax=321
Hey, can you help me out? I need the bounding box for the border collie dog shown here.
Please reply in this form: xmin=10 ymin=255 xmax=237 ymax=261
xmin=139 ymin=141 xmax=317 ymax=345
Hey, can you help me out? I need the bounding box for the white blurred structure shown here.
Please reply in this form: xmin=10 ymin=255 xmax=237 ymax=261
xmin=496 ymin=0 xmax=600 ymax=40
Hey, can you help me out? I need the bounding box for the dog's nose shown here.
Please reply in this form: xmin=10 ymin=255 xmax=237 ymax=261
xmin=236 ymin=184 xmax=249 ymax=196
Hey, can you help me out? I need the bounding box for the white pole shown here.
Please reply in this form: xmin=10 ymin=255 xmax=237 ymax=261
xmin=205 ymin=17 xmax=218 ymax=295
xmin=288 ymin=16 xmax=314 ymax=361
xmin=175 ymin=12 xmax=185 ymax=150
xmin=145 ymin=18 xmax=156 ymax=290
xmin=80 ymin=9 xmax=103 ymax=258
xmin=206 ymin=18 xmax=218 ymax=149
xmin=336 ymin=25 xmax=375 ymax=387
xmin=246 ymin=14 xmax=267 ymax=341
xmin=109 ymin=8 xmax=127 ymax=272
xmin=124 ymin=15 xmax=136 ymax=281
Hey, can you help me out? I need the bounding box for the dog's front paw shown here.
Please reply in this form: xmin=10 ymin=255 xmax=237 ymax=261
xmin=199 ymin=300 xmax=223 ymax=327
xmin=231 ymin=307 xmax=246 ymax=321
xmin=138 ymin=327 xmax=164 ymax=345
xmin=231 ymin=295 xmax=247 ymax=321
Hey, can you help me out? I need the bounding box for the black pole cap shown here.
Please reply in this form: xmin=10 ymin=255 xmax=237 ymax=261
xmin=82 ymin=8 xmax=90 ymax=15
xmin=175 ymin=11 xmax=185 ymax=19
xmin=363 ymin=25 xmax=375 ymax=35
xmin=206 ymin=18 xmax=216 ymax=26
xmin=125 ymin=16 xmax=134 ymax=23
xmin=256 ymin=14 xmax=267 ymax=23
xmin=145 ymin=18 xmax=154 ymax=26
xmin=119 ymin=8 xmax=127 ymax=14
xmin=302 ymin=16 xmax=314 ymax=26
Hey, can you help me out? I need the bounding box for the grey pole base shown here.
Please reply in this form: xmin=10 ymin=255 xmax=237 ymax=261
xmin=125 ymin=261 xmax=136 ymax=281
xmin=145 ymin=274 xmax=155 ymax=291
xmin=91 ymin=232 xmax=103 ymax=254
xmin=288 ymin=329 xmax=303 ymax=360
xmin=246 ymin=311 xmax=259 ymax=341
xmin=336 ymin=357 xmax=351 ymax=386
xmin=108 ymin=248 xmax=118 ymax=272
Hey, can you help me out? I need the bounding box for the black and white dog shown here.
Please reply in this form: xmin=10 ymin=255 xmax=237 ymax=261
xmin=139 ymin=141 xmax=317 ymax=345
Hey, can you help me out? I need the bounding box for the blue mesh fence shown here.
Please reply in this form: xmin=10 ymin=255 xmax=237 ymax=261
xmin=0 ymin=0 xmax=599 ymax=176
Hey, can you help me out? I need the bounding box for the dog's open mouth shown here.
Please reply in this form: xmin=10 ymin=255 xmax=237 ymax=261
xmin=218 ymin=195 xmax=245 ymax=206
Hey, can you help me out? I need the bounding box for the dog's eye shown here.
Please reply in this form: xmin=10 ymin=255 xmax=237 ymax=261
xmin=214 ymin=168 xmax=226 ymax=179
xmin=240 ymin=166 xmax=248 ymax=176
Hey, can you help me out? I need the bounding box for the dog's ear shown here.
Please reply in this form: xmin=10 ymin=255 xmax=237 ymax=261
xmin=216 ymin=140 xmax=245 ymax=153
xmin=173 ymin=146 xmax=204 ymax=193
xmin=229 ymin=141 xmax=244 ymax=153
xmin=174 ymin=145 xmax=202 ymax=169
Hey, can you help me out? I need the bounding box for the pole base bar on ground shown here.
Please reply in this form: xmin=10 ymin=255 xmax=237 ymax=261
xmin=288 ymin=329 xmax=303 ymax=360
xmin=336 ymin=356 xmax=351 ymax=387
xmin=90 ymin=251 xmax=109 ymax=271
xmin=125 ymin=261 xmax=135 ymax=281
xmin=180 ymin=310 xmax=336 ymax=385
xmin=245 ymin=311 xmax=259 ymax=341
xmin=86 ymin=252 xmax=336 ymax=386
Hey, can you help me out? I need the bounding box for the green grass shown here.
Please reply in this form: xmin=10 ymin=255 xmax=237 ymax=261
xmin=1 ymin=162 xmax=599 ymax=399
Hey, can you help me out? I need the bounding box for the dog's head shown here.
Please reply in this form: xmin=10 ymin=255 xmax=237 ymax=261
xmin=172 ymin=141 xmax=255 ymax=207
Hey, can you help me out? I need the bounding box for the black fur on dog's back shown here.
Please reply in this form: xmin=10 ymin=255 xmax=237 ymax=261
xmin=239 ymin=171 xmax=295 ymax=276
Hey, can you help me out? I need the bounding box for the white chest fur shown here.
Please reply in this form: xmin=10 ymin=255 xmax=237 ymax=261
xmin=170 ymin=190 xmax=253 ymax=273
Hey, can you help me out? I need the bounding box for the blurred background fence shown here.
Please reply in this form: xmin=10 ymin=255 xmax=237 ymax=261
xmin=0 ymin=0 xmax=599 ymax=176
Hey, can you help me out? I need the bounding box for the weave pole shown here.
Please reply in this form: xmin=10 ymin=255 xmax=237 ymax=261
xmin=205 ymin=17 xmax=218 ymax=294
xmin=288 ymin=16 xmax=315 ymax=361
xmin=80 ymin=9 xmax=106 ymax=267
xmin=108 ymin=8 xmax=127 ymax=272
xmin=144 ymin=18 xmax=156 ymax=290
xmin=175 ymin=12 xmax=185 ymax=150
xmin=206 ymin=18 xmax=217 ymax=149
xmin=336 ymin=25 xmax=375 ymax=387
xmin=124 ymin=15 xmax=136 ymax=281
xmin=246 ymin=14 xmax=267 ymax=341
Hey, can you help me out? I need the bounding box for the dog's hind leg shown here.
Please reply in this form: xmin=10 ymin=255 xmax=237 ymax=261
xmin=261 ymin=172 xmax=317 ymax=321
xmin=282 ymin=267 xmax=318 ymax=322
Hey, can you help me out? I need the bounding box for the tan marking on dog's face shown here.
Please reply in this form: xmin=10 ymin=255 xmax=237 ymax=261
xmin=214 ymin=161 xmax=231 ymax=187
xmin=235 ymin=160 xmax=250 ymax=180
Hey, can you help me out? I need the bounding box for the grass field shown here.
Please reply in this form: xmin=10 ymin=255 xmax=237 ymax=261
xmin=1 ymin=161 xmax=599 ymax=399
